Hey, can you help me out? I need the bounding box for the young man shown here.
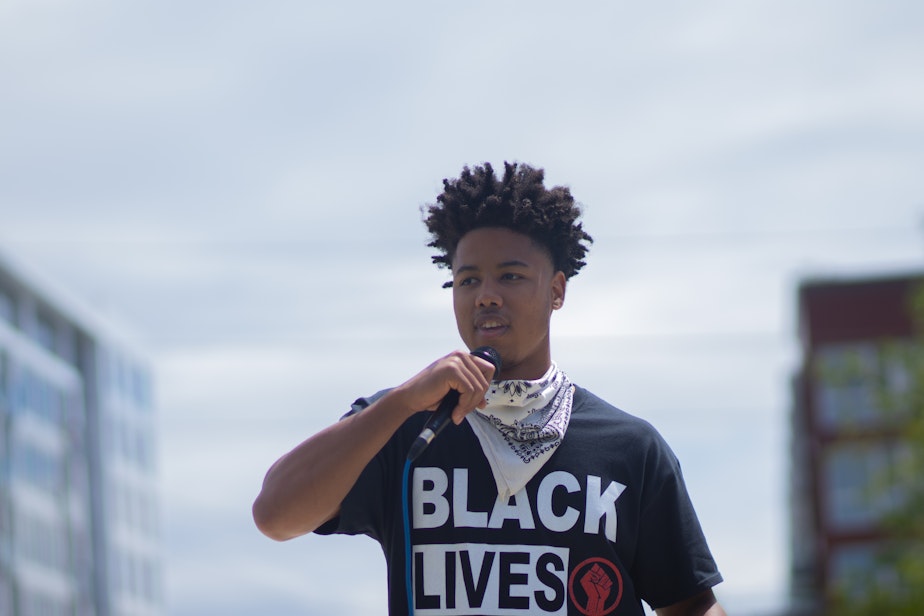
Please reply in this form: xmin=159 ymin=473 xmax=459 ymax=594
xmin=253 ymin=162 xmax=725 ymax=615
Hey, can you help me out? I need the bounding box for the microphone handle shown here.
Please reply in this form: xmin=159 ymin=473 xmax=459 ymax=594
xmin=405 ymin=346 xmax=500 ymax=462
xmin=406 ymin=389 xmax=460 ymax=462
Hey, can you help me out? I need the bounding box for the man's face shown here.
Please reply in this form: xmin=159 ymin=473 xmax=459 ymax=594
xmin=451 ymin=227 xmax=566 ymax=381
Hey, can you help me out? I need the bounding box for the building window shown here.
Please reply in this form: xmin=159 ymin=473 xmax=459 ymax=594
xmin=56 ymin=322 xmax=77 ymax=365
xmin=0 ymin=284 xmax=13 ymax=324
xmin=823 ymin=441 xmax=904 ymax=531
xmin=0 ymin=351 xmax=8 ymax=407
xmin=132 ymin=365 xmax=151 ymax=410
xmin=12 ymin=439 xmax=64 ymax=493
xmin=878 ymin=340 xmax=917 ymax=416
xmin=0 ymin=575 xmax=11 ymax=616
xmin=34 ymin=310 xmax=57 ymax=354
xmin=15 ymin=367 xmax=63 ymax=426
xmin=813 ymin=342 xmax=912 ymax=431
xmin=18 ymin=589 xmax=70 ymax=616
xmin=16 ymin=512 xmax=69 ymax=572
xmin=829 ymin=543 xmax=878 ymax=599
xmin=829 ymin=542 xmax=908 ymax=602
xmin=107 ymin=351 xmax=152 ymax=411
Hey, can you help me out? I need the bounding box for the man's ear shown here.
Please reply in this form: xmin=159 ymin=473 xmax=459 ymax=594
xmin=551 ymin=272 xmax=566 ymax=310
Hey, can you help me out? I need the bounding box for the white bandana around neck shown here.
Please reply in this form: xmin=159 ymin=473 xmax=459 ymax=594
xmin=465 ymin=362 xmax=574 ymax=500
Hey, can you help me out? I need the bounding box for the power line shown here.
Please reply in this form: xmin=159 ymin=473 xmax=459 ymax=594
xmin=0 ymin=223 xmax=917 ymax=247
xmin=591 ymin=224 xmax=919 ymax=245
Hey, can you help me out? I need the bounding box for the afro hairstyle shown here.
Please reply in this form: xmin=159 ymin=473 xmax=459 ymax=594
xmin=424 ymin=161 xmax=593 ymax=288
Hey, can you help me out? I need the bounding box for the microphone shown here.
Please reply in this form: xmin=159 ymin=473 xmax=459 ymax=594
xmin=406 ymin=346 xmax=501 ymax=462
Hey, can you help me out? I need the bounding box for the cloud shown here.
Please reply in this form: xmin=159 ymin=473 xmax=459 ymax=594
xmin=2 ymin=1 xmax=924 ymax=614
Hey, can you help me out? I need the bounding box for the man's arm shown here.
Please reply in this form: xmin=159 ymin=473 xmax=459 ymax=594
xmin=252 ymin=351 xmax=493 ymax=541
xmin=656 ymin=589 xmax=726 ymax=616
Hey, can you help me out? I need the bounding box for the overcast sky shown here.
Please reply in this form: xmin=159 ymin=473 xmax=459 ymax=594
xmin=2 ymin=1 xmax=923 ymax=615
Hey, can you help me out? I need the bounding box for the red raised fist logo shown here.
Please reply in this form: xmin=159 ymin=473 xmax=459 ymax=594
xmin=568 ymin=557 xmax=623 ymax=616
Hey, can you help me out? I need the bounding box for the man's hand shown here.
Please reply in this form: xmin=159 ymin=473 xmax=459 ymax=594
xmin=393 ymin=350 xmax=496 ymax=425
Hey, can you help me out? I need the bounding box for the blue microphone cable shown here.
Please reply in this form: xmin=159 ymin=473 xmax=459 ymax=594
xmin=402 ymin=457 xmax=413 ymax=616
xmin=401 ymin=346 xmax=500 ymax=616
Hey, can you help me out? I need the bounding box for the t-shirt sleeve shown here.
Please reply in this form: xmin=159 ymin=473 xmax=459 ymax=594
xmin=314 ymin=389 xmax=399 ymax=541
xmin=631 ymin=430 xmax=723 ymax=609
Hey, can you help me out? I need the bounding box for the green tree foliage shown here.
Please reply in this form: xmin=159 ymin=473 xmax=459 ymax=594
xmin=831 ymin=286 xmax=924 ymax=615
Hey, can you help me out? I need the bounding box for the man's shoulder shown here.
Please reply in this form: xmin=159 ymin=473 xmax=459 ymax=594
xmin=571 ymin=385 xmax=666 ymax=443
xmin=572 ymin=385 xmax=648 ymax=424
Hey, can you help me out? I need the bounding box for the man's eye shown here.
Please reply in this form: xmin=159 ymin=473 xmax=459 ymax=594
xmin=456 ymin=277 xmax=476 ymax=287
xmin=502 ymin=273 xmax=522 ymax=281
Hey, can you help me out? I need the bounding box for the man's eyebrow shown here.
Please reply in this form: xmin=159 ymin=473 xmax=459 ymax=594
xmin=453 ymin=260 xmax=531 ymax=275
xmin=453 ymin=264 xmax=479 ymax=275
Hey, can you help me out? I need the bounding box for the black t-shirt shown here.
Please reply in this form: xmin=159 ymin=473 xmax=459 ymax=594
xmin=317 ymin=385 xmax=722 ymax=615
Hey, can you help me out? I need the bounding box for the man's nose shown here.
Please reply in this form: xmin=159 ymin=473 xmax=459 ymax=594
xmin=476 ymin=280 xmax=502 ymax=307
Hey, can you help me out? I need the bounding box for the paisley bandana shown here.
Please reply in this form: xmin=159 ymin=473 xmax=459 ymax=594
xmin=466 ymin=362 xmax=574 ymax=500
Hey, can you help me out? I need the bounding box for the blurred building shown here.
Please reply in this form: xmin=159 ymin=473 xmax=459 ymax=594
xmin=789 ymin=272 xmax=921 ymax=614
xmin=0 ymin=251 xmax=163 ymax=616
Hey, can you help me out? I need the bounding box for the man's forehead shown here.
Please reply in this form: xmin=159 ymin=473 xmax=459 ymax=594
xmin=451 ymin=226 xmax=555 ymax=271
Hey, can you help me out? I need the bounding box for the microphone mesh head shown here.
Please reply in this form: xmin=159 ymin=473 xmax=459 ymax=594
xmin=471 ymin=346 xmax=502 ymax=379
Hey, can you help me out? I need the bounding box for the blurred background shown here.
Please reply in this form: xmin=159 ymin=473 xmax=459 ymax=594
xmin=1 ymin=1 xmax=923 ymax=615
